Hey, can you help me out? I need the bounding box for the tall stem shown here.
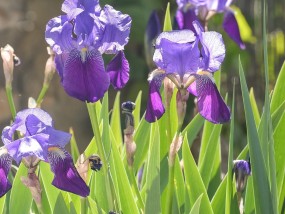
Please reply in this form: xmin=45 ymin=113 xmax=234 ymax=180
xmin=86 ymin=102 xmax=113 ymax=210
xmin=36 ymin=84 xmax=49 ymax=107
xmin=5 ymin=85 xmax=16 ymax=120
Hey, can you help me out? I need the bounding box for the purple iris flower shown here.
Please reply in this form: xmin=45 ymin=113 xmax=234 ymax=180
xmin=45 ymin=0 xmax=131 ymax=102
xmin=145 ymin=21 xmax=230 ymax=124
xmin=0 ymin=148 xmax=12 ymax=197
xmin=1 ymin=108 xmax=89 ymax=197
xmin=176 ymin=0 xmax=246 ymax=49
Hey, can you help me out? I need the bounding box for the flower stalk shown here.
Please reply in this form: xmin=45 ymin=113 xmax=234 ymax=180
xmin=86 ymin=102 xmax=114 ymax=210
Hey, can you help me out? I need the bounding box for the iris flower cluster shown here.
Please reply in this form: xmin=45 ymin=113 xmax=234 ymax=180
xmin=176 ymin=0 xmax=245 ymax=49
xmin=45 ymin=0 xmax=132 ymax=102
xmin=0 ymin=108 xmax=89 ymax=197
xmin=145 ymin=20 xmax=230 ymax=124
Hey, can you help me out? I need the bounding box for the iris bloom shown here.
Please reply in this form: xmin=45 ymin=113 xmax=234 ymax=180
xmin=145 ymin=21 xmax=230 ymax=124
xmin=0 ymin=108 xmax=89 ymax=197
xmin=45 ymin=0 xmax=131 ymax=102
xmin=176 ymin=0 xmax=245 ymax=49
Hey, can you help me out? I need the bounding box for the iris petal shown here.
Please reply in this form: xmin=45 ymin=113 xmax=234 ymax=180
xmin=223 ymin=9 xmax=246 ymax=49
xmin=107 ymin=51 xmax=129 ymax=90
xmin=62 ymin=49 xmax=110 ymax=102
xmin=145 ymin=74 xmax=166 ymax=122
xmin=194 ymin=74 xmax=230 ymax=123
xmin=176 ymin=8 xmax=197 ymax=32
xmin=154 ymin=36 xmax=200 ymax=75
xmin=99 ymin=5 xmax=132 ymax=54
xmin=48 ymin=147 xmax=90 ymax=197
xmin=0 ymin=152 xmax=12 ymax=198
xmin=45 ymin=15 xmax=75 ymax=54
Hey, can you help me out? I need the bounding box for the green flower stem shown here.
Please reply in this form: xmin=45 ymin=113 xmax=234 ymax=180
xmin=128 ymin=166 xmax=144 ymax=210
xmin=165 ymin=106 xmax=172 ymax=145
xmin=165 ymin=132 xmax=181 ymax=214
xmin=36 ymin=84 xmax=49 ymax=107
xmin=5 ymin=85 xmax=16 ymax=120
xmin=86 ymin=102 xmax=113 ymax=210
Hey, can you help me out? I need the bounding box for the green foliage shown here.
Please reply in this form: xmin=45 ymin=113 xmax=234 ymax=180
xmin=1 ymin=1 xmax=284 ymax=214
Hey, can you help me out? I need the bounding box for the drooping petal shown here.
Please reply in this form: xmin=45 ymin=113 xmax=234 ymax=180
xmin=187 ymin=80 xmax=197 ymax=96
xmin=0 ymin=148 xmax=12 ymax=197
xmin=223 ymin=9 xmax=246 ymax=49
xmin=154 ymin=36 xmax=200 ymax=75
xmin=175 ymin=8 xmax=197 ymax=32
xmin=55 ymin=53 xmax=69 ymax=80
xmin=194 ymin=74 xmax=230 ymax=123
xmin=62 ymin=49 xmax=110 ymax=102
xmin=45 ymin=15 xmax=75 ymax=54
xmin=5 ymin=134 xmax=49 ymax=163
xmin=145 ymin=73 xmax=166 ymax=122
xmin=107 ymin=51 xmax=129 ymax=90
xmin=48 ymin=147 xmax=90 ymax=197
xmin=98 ymin=5 xmax=132 ymax=54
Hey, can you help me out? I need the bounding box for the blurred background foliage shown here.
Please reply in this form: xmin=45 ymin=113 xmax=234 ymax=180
xmin=0 ymin=0 xmax=284 ymax=161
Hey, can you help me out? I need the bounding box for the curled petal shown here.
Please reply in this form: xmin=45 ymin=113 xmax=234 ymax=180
xmin=45 ymin=15 xmax=75 ymax=54
xmin=107 ymin=51 xmax=129 ymax=90
xmin=194 ymin=74 xmax=230 ymax=123
xmin=62 ymin=49 xmax=110 ymax=102
xmin=175 ymin=8 xmax=197 ymax=32
xmin=223 ymin=9 xmax=246 ymax=49
xmin=99 ymin=5 xmax=132 ymax=54
xmin=48 ymin=147 xmax=90 ymax=197
xmin=0 ymin=149 xmax=12 ymax=197
xmin=145 ymin=73 xmax=166 ymax=122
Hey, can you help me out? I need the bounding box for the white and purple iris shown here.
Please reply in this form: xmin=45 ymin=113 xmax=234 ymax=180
xmin=45 ymin=0 xmax=131 ymax=102
xmin=0 ymin=108 xmax=89 ymax=197
xmin=176 ymin=0 xmax=245 ymax=49
xmin=145 ymin=21 xmax=230 ymax=124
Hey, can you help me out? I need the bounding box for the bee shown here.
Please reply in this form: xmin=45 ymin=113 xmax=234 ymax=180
xmin=89 ymin=154 xmax=102 ymax=171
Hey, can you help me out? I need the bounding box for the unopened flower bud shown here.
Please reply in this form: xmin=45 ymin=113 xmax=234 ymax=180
xmin=176 ymin=89 xmax=189 ymax=128
xmin=125 ymin=134 xmax=136 ymax=166
xmin=233 ymin=159 xmax=251 ymax=192
xmin=122 ymin=101 xmax=136 ymax=135
xmin=1 ymin=44 xmax=20 ymax=86
xmin=169 ymin=134 xmax=183 ymax=166
xmin=44 ymin=47 xmax=56 ymax=86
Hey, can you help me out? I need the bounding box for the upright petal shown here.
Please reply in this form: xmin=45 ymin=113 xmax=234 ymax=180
xmin=145 ymin=73 xmax=166 ymax=122
xmin=145 ymin=11 xmax=161 ymax=69
xmin=223 ymin=9 xmax=246 ymax=49
xmin=207 ymin=0 xmax=233 ymax=12
xmin=0 ymin=148 xmax=12 ymax=197
xmin=62 ymin=49 xmax=110 ymax=102
xmin=62 ymin=0 xmax=101 ymax=17
xmin=176 ymin=8 xmax=197 ymax=32
xmin=154 ymin=37 xmax=200 ymax=75
xmin=194 ymin=74 xmax=230 ymax=123
xmin=98 ymin=5 xmax=132 ymax=54
xmin=45 ymin=15 xmax=75 ymax=54
xmin=107 ymin=51 xmax=129 ymax=90
xmin=48 ymin=147 xmax=90 ymax=197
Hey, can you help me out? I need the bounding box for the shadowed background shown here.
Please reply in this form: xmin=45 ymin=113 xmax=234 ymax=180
xmin=0 ymin=0 xmax=284 ymax=158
